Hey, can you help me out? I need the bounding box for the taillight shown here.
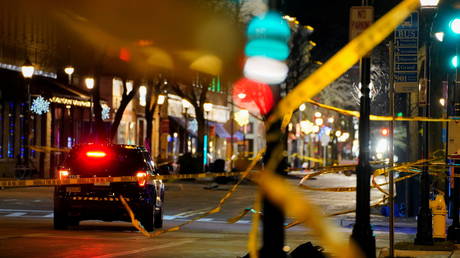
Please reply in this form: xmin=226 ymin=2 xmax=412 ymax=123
xmin=59 ymin=169 xmax=70 ymax=180
xmin=136 ymin=171 xmax=147 ymax=187
xmin=86 ymin=151 xmax=107 ymax=158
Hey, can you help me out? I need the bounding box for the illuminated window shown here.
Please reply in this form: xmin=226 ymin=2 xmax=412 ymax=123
xmin=139 ymin=85 xmax=147 ymax=106
xmin=112 ymin=78 xmax=123 ymax=109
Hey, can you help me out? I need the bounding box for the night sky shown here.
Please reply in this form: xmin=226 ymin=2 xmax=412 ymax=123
xmin=283 ymin=0 xmax=402 ymax=61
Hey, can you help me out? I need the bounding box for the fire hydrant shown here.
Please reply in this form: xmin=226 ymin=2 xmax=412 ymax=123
xmin=429 ymin=193 xmax=447 ymax=240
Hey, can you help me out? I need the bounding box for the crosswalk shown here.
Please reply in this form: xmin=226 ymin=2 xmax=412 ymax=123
xmin=0 ymin=208 xmax=252 ymax=224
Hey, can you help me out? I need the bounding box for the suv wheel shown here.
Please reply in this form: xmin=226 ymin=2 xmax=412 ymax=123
xmin=154 ymin=206 xmax=163 ymax=228
xmin=140 ymin=203 xmax=154 ymax=232
xmin=54 ymin=199 xmax=69 ymax=230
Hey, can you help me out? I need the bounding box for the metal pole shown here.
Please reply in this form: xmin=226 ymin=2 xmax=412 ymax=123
xmin=184 ymin=109 xmax=188 ymax=153
xmin=260 ymin=1 xmax=286 ymax=257
xmin=89 ymin=93 xmax=93 ymax=137
xmin=24 ymin=79 xmax=31 ymax=167
xmin=415 ymin=8 xmax=433 ymax=245
xmin=448 ymin=42 xmax=460 ymax=242
xmin=351 ymin=55 xmax=376 ymax=258
xmin=388 ymin=40 xmax=395 ymax=258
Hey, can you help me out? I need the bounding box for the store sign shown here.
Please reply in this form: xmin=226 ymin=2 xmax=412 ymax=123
xmin=49 ymin=96 xmax=91 ymax=107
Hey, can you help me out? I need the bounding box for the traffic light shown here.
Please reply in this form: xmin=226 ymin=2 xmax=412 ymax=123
xmin=449 ymin=18 xmax=460 ymax=35
xmin=243 ymin=11 xmax=291 ymax=85
xmin=380 ymin=128 xmax=389 ymax=137
xmin=451 ymin=55 xmax=459 ymax=68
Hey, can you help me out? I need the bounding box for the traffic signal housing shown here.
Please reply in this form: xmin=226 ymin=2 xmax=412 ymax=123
xmin=380 ymin=128 xmax=389 ymax=137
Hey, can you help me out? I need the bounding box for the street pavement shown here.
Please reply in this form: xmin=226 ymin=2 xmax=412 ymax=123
xmin=0 ymin=172 xmax=457 ymax=257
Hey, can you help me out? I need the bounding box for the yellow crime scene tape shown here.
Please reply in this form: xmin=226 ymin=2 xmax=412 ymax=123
xmin=290 ymin=153 xmax=323 ymax=163
xmin=29 ymin=145 xmax=71 ymax=153
xmin=266 ymin=0 xmax=420 ymax=129
xmin=0 ymin=171 xmax=251 ymax=188
xmin=306 ymin=99 xmax=455 ymax=122
xmin=118 ymin=150 xmax=265 ymax=238
xmin=284 ymin=197 xmax=388 ymax=230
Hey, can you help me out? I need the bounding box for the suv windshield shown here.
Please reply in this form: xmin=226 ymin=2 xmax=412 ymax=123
xmin=63 ymin=145 xmax=149 ymax=177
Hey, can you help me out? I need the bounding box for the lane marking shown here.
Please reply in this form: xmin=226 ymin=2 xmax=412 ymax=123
xmin=5 ymin=212 xmax=26 ymax=217
xmin=173 ymin=208 xmax=211 ymax=218
xmin=0 ymin=208 xmax=51 ymax=213
xmin=92 ymin=239 xmax=196 ymax=258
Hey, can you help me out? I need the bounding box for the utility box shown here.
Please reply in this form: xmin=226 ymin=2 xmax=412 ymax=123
xmin=448 ymin=120 xmax=460 ymax=155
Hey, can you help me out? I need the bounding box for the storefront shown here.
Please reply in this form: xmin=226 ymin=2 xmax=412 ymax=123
xmin=0 ymin=68 xmax=93 ymax=178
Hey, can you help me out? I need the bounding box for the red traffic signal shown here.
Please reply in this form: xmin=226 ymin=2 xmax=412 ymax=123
xmin=380 ymin=128 xmax=389 ymax=137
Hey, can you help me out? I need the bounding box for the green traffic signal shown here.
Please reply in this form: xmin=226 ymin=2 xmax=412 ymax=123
xmin=451 ymin=55 xmax=458 ymax=68
xmin=449 ymin=18 xmax=460 ymax=34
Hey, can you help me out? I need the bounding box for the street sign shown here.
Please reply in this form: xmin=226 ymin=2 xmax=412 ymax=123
xmin=349 ymin=6 xmax=374 ymax=41
xmin=394 ymin=12 xmax=419 ymax=93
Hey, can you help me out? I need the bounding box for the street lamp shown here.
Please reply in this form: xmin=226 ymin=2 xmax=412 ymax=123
xmin=20 ymin=58 xmax=34 ymax=169
xmin=414 ymin=0 xmax=439 ymax=245
xmin=182 ymin=99 xmax=191 ymax=153
xmin=235 ymin=110 xmax=249 ymax=156
xmin=64 ymin=65 xmax=74 ymax=85
xmin=85 ymin=77 xmax=95 ymax=135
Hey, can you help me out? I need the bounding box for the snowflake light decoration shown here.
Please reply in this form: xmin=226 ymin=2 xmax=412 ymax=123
xmin=30 ymin=96 xmax=50 ymax=115
xmin=102 ymin=105 xmax=110 ymax=120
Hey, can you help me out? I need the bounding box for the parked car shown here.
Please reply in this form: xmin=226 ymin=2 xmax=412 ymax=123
xmin=54 ymin=143 xmax=164 ymax=232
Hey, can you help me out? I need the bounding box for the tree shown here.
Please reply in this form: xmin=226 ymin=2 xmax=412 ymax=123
xmin=109 ymin=79 xmax=140 ymax=142
xmin=144 ymin=75 xmax=167 ymax=154
xmin=169 ymin=75 xmax=211 ymax=167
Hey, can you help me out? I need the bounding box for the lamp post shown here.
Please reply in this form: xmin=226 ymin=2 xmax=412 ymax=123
xmin=64 ymin=66 xmax=74 ymax=85
xmin=351 ymin=0 xmax=375 ymax=253
xmin=85 ymin=77 xmax=94 ymax=136
xmin=182 ymin=99 xmax=191 ymax=153
xmin=157 ymin=94 xmax=166 ymax=158
xmin=203 ymin=103 xmax=213 ymax=167
xmin=415 ymin=0 xmax=439 ymax=245
xmin=20 ymin=59 xmax=34 ymax=168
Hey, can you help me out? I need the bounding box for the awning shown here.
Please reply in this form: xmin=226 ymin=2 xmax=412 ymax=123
xmin=210 ymin=121 xmax=243 ymax=141
xmin=169 ymin=116 xmax=197 ymax=137
xmin=0 ymin=68 xmax=91 ymax=101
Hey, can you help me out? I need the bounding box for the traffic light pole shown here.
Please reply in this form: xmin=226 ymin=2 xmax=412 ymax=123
xmin=415 ymin=7 xmax=434 ymax=245
xmin=447 ymin=42 xmax=460 ymax=242
xmin=259 ymin=1 xmax=287 ymax=257
xmin=351 ymin=56 xmax=376 ymax=258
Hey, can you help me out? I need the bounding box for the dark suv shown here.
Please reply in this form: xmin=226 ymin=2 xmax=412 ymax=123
xmin=54 ymin=143 xmax=164 ymax=232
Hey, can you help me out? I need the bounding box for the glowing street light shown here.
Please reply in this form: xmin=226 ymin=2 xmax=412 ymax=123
xmin=314 ymin=117 xmax=323 ymax=126
xmin=314 ymin=111 xmax=322 ymax=118
xmin=64 ymin=65 xmax=74 ymax=84
xmin=85 ymin=77 xmax=95 ymax=90
xmin=299 ymin=103 xmax=306 ymax=111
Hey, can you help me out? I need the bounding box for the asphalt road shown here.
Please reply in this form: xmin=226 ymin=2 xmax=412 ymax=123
xmin=0 ymin=174 xmax=414 ymax=257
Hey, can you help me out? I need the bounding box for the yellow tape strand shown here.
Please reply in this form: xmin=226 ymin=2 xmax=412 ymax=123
xmin=252 ymin=171 xmax=363 ymax=258
xmin=117 ymin=150 xmax=265 ymax=238
xmin=248 ymin=190 xmax=262 ymax=258
xmin=306 ymin=99 xmax=454 ymax=122
xmin=267 ymin=0 xmax=419 ymax=128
